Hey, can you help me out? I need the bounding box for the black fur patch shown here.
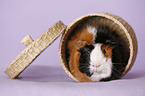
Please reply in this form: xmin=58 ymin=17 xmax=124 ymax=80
xmin=78 ymin=45 xmax=94 ymax=77
xmin=97 ymin=26 xmax=127 ymax=81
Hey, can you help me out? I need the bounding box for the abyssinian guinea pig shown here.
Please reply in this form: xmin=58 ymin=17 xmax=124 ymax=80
xmin=67 ymin=25 xmax=127 ymax=82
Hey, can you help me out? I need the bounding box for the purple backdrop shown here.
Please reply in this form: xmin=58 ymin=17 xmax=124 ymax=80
xmin=0 ymin=0 xmax=145 ymax=96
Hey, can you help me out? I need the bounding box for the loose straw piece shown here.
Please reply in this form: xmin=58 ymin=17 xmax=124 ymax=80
xmin=5 ymin=21 xmax=66 ymax=79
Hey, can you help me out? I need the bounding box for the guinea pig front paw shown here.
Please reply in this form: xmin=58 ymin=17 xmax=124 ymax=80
xmin=90 ymin=74 xmax=102 ymax=82
xmin=90 ymin=72 xmax=112 ymax=82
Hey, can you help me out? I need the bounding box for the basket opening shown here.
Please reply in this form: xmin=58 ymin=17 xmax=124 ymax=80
xmin=61 ymin=16 xmax=131 ymax=81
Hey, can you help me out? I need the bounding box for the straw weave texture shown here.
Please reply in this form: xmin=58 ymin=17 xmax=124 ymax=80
xmin=5 ymin=21 xmax=66 ymax=79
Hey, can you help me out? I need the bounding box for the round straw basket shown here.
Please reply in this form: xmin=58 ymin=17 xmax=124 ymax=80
xmin=59 ymin=12 xmax=138 ymax=82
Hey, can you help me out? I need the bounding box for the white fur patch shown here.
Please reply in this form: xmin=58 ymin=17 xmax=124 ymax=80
xmin=89 ymin=44 xmax=112 ymax=81
xmin=87 ymin=26 xmax=97 ymax=42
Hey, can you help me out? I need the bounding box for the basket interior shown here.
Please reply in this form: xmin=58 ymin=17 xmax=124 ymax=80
xmin=60 ymin=15 xmax=132 ymax=81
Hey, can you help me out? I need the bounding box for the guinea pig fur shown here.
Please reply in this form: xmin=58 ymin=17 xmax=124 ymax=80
xmin=67 ymin=24 xmax=127 ymax=82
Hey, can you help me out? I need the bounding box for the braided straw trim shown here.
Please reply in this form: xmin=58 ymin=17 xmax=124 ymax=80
xmin=5 ymin=21 xmax=66 ymax=79
xmin=59 ymin=13 xmax=137 ymax=82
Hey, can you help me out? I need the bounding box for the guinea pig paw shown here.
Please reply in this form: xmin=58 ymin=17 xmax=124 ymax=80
xmin=90 ymin=74 xmax=102 ymax=82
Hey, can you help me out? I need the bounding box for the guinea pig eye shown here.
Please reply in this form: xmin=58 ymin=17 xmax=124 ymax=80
xmin=103 ymin=49 xmax=106 ymax=54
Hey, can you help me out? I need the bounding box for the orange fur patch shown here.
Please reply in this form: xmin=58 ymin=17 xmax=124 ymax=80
xmin=67 ymin=28 xmax=93 ymax=82
xmin=101 ymin=44 xmax=112 ymax=58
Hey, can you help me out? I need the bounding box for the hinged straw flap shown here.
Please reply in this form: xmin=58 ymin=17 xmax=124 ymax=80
xmin=5 ymin=21 xmax=67 ymax=79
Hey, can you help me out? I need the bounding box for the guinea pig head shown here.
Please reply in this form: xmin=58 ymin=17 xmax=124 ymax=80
xmin=78 ymin=43 xmax=113 ymax=81
xmin=89 ymin=44 xmax=112 ymax=73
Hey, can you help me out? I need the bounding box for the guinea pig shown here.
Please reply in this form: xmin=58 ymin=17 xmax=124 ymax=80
xmin=67 ymin=24 xmax=127 ymax=82
xmin=78 ymin=26 xmax=127 ymax=81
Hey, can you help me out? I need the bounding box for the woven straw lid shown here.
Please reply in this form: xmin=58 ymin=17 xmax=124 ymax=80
xmin=59 ymin=12 xmax=138 ymax=82
xmin=5 ymin=21 xmax=66 ymax=79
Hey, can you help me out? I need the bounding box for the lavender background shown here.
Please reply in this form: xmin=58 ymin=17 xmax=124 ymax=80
xmin=0 ymin=0 xmax=145 ymax=96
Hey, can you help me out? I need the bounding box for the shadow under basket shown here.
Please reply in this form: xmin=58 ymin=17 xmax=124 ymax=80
xmin=59 ymin=13 xmax=138 ymax=82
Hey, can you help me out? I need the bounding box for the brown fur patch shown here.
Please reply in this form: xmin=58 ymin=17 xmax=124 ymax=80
xmin=67 ymin=28 xmax=93 ymax=82
xmin=68 ymin=28 xmax=93 ymax=50
xmin=101 ymin=44 xmax=112 ymax=58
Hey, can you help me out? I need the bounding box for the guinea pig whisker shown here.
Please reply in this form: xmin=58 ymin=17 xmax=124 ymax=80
xmin=112 ymin=63 xmax=125 ymax=65
xmin=81 ymin=54 xmax=89 ymax=58
xmin=111 ymin=42 xmax=118 ymax=44
xmin=84 ymin=69 xmax=91 ymax=74
xmin=83 ymin=68 xmax=90 ymax=72
xmin=118 ymin=66 xmax=126 ymax=71
xmin=79 ymin=64 xmax=89 ymax=67
xmin=79 ymin=62 xmax=89 ymax=65
xmin=112 ymin=67 xmax=122 ymax=75
xmin=80 ymin=67 xmax=90 ymax=73
xmin=112 ymin=73 xmax=121 ymax=79
xmin=79 ymin=65 xmax=88 ymax=69
xmin=79 ymin=64 xmax=89 ymax=68
xmin=80 ymin=56 xmax=89 ymax=59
